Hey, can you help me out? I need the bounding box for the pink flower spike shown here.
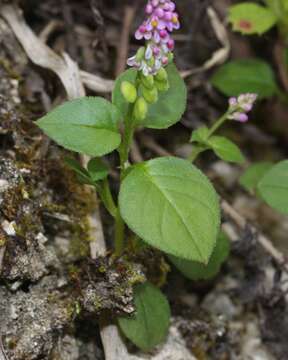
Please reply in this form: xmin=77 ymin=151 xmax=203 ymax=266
xmin=164 ymin=11 xmax=173 ymax=21
xmin=146 ymin=4 xmax=153 ymax=14
xmin=159 ymin=29 xmax=168 ymax=38
xmin=135 ymin=30 xmax=143 ymax=40
xmin=167 ymin=39 xmax=174 ymax=50
xmin=162 ymin=56 xmax=169 ymax=65
xmin=155 ymin=8 xmax=165 ymax=18
xmin=151 ymin=0 xmax=159 ymax=7
xmin=242 ymin=104 xmax=253 ymax=112
xmin=229 ymin=97 xmax=237 ymax=106
xmin=153 ymin=46 xmax=161 ymax=56
xmin=233 ymin=112 xmax=248 ymax=122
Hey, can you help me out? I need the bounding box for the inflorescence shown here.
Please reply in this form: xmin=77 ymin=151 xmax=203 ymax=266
xmin=228 ymin=93 xmax=258 ymax=122
xmin=127 ymin=0 xmax=180 ymax=76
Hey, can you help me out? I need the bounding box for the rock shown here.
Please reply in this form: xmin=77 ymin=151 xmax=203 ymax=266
xmin=0 ymin=276 xmax=73 ymax=360
xmin=126 ymin=324 xmax=197 ymax=360
xmin=202 ymin=293 xmax=241 ymax=320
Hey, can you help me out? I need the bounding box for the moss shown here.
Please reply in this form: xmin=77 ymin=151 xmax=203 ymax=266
xmin=0 ymin=232 xmax=6 ymax=247
xmin=93 ymin=296 xmax=103 ymax=311
xmin=66 ymin=301 xmax=82 ymax=319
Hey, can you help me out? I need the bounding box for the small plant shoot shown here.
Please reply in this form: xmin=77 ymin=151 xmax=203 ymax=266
xmin=36 ymin=0 xmax=288 ymax=353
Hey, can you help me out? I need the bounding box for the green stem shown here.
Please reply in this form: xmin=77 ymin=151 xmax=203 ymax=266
xmin=206 ymin=111 xmax=230 ymax=138
xmin=119 ymin=104 xmax=135 ymax=173
xmin=114 ymin=103 xmax=136 ymax=255
xmin=97 ymin=179 xmax=117 ymax=218
xmin=114 ymin=209 xmax=125 ymax=256
xmin=189 ymin=111 xmax=230 ymax=163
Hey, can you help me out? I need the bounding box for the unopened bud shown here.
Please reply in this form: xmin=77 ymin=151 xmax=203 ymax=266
xmin=136 ymin=47 xmax=145 ymax=62
xmin=141 ymin=74 xmax=154 ymax=89
xmin=121 ymin=81 xmax=137 ymax=103
xmin=155 ymin=79 xmax=170 ymax=92
xmin=142 ymin=86 xmax=158 ymax=104
xmin=168 ymin=53 xmax=174 ymax=63
xmin=133 ymin=97 xmax=148 ymax=122
xmin=155 ymin=68 xmax=168 ymax=82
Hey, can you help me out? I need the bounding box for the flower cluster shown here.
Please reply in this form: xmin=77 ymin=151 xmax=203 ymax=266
xmin=228 ymin=93 xmax=258 ymax=122
xmin=127 ymin=0 xmax=180 ymax=76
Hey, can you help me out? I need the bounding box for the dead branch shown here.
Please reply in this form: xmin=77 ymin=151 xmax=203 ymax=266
xmin=1 ymin=4 xmax=113 ymax=95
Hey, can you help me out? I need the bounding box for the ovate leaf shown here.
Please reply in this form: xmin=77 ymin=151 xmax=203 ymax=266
xmin=65 ymin=157 xmax=92 ymax=184
xmin=211 ymin=59 xmax=278 ymax=98
xmin=145 ymin=64 xmax=187 ymax=129
xmin=37 ymin=97 xmax=121 ymax=156
xmin=239 ymin=162 xmax=274 ymax=192
xmin=208 ymin=136 xmax=245 ymax=164
xmin=257 ymin=160 xmax=288 ymax=214
xmin=118 ymin=282 xmax=170 ymax=351
xmin=169 ymin=232 xmax=230 ymax=280
xmin=113 ymin=64 xmax=187 ymax=129
xmin=191 ymin=126 xmax=209 ymax=143
xmin=119 ymin=157 xmax=220 ymax=263
xmin=228 ymin=3 xmax=277 ymax=35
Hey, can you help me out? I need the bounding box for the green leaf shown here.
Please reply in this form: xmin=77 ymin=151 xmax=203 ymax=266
xmin=145 ymin=64 xmax=187 ymax=129
xmin=208 ymin=136 xmax=245 ymax=164
xmin=37 ymin=97 xmax=121 ymax=157
xmin=228 ymin=3 xmax=277 ymax=35
xmin=112 ymin=64 xmax=187 ymax=129
xmin=211 ymin=59 xmax=278 ymax=99
xmin=65 ymin=157 xmax=89 ymax=178
xmin=191 ymin=126 xmax=209 ymax=143
xmin=87 ymin=158 xmax=109 ymax=182
xmin=118 ymin=282 xmax=170 ymax=351
xmin=119 ymin=157 xmax=220 ymax=263
xmin=239 ymin=162 xmax=274 ymax=192
xmin=65 ymin=157 xmax=92 ymax=184
xmin=169 ymin=232 xmax=230 ymax=280
xmin=257 ymin=160 xmax=288 ymax=214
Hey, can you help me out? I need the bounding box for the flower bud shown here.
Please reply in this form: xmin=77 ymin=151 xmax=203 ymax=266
xmin=121 ymin=81 xmax=137 ymax=103
xmin=141 ymin=74 xmax=154 ymax=89
xmin=142 ymin=86 xmax=158 ymax=104
xmin=155 ymin=79 xmax=170 ymax=92
xmin=133 ymin=97 xmax=148 ymax=122
xmin=155 ymin=68 xmax=168 ymax=82
xmin=136 ymin=47 xmax=145 ymax=62
xmin=168 ymin=53 xmax=174 ymax=63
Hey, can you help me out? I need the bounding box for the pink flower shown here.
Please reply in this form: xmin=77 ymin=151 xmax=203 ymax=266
xmin=127 ymin=0 xmax=180 ymax=76
xmin=228 ymin=93 xmax=257 ymax=122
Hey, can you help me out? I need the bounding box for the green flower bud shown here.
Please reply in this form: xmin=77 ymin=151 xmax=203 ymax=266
xmin=168 ymin=53 xmax=174 ymax=63
xmin=141 ymin=74 xmax=154 ymax=89
xmin=136 ymin=47 xmax=145 ymax=62
xmin=155 ymin=79 xmax=170 ymax=92
xmin=147 ymin=57 xmax=155 ymax=67
xmin=142 ymin=86 xmax=158 ymax=104
xmin=155 ymin=68 xmax=168 ymax=82
xmin=121 ymin=81 xmax=137 ymax=103
xmin=133 ymin=97 xmax=148 ymax=122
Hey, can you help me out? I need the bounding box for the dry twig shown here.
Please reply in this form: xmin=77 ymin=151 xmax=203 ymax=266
xmin=115 ymin=5 xmax=137 ymax=77
xmin=0 ymin=336 xmax=8 ymax=360
xmin=1 ymin=4 xmax=113 ymax=95
xmin=181 ymin=6 xmax=230 ymax=78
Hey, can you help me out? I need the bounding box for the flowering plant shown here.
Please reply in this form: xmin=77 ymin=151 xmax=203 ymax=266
xmin=36 ymin=0 xmax=260 ymax=351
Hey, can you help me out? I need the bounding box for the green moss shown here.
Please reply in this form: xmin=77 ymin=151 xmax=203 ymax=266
xmin=94 ymin=296 xmax=103 ymax=311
